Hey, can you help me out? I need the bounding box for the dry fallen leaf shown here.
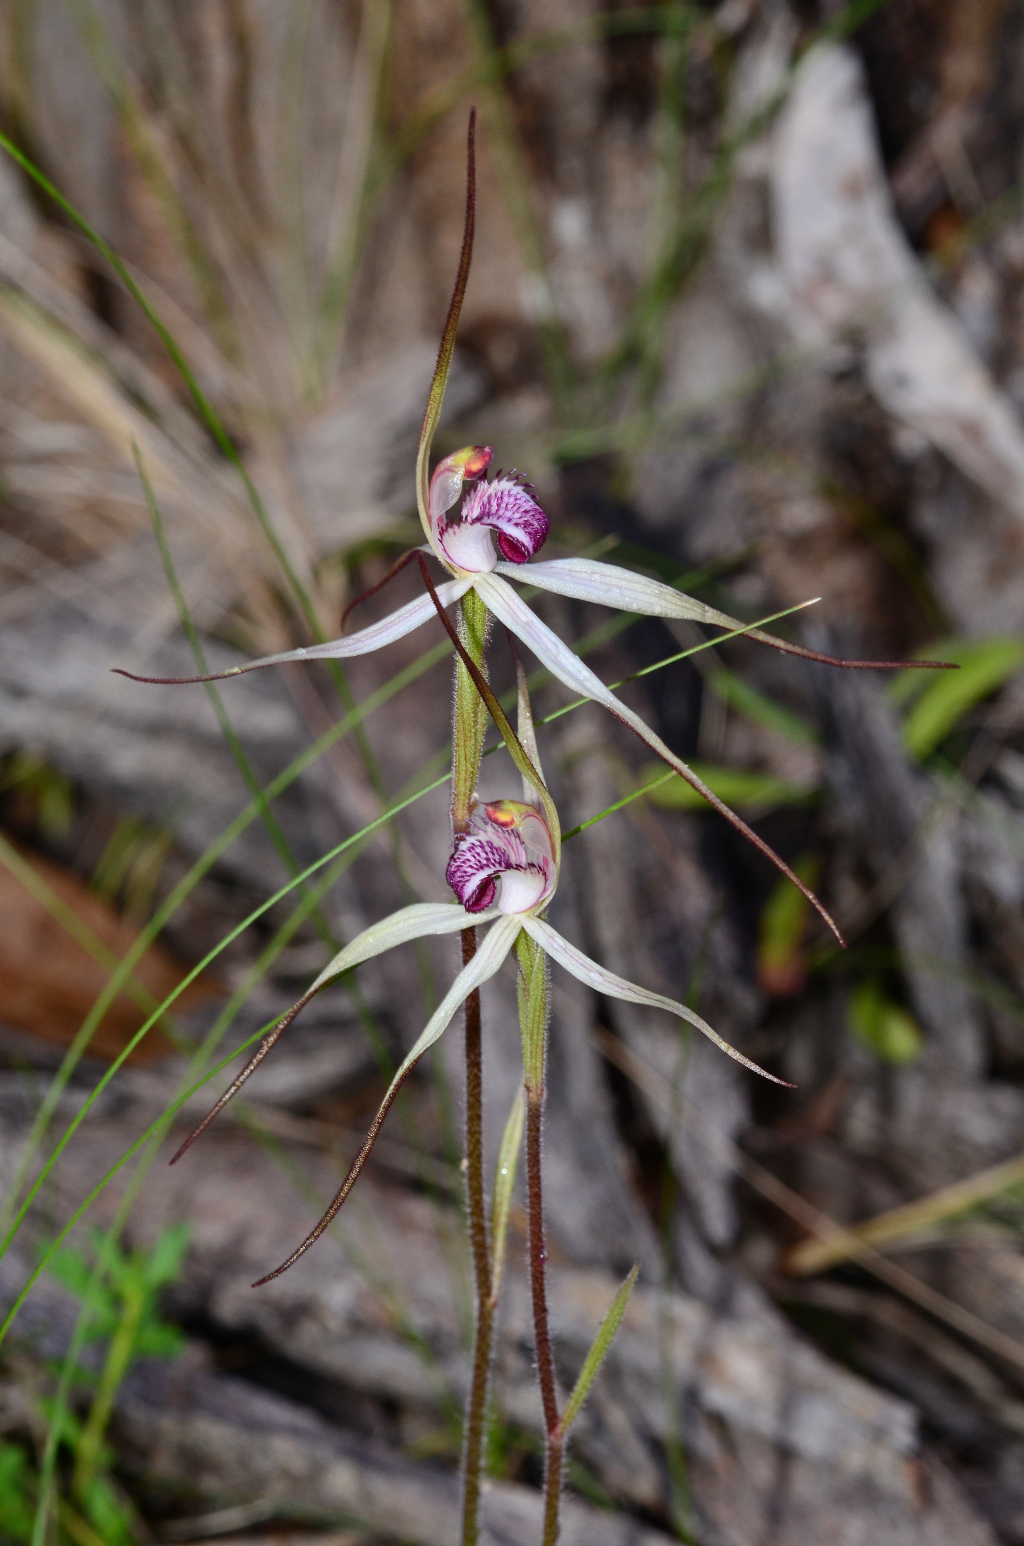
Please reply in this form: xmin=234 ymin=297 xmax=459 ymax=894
xmin=0 ymin=839 xmax=214 ymax=1062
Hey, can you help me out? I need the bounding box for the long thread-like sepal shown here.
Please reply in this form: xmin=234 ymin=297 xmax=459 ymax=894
xmin=415 ymin=110 xmax=477 ymax=543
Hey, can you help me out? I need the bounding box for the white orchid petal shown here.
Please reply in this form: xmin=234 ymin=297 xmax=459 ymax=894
xmin=496 ymin=868 xmax=548 ymax=915
xmin=476 ymin=573 xmax=841 ymax=943
xmin=250 ymin=915 xmax=522 ymax=1285
xmin=477 ymin=570 xmax=682 ymax=730
xmin=218 ymin=577 xmax=475 ymax=676
xmin=521 ymin=916 xmax=786 ymax=1084
xmin=495 ymin=557 xmax=739 ymax=624
xmin=515 ymin=653 xmax=544 ymax=805
xmin=497 ymin=558 xmax=837 ymax=664
xmin=309 ymin=902 xmax=498 ymax=996
xmin=391 ymin=915 xmax=522 ymax=1084
xmin=438 ymin=522 xmax=498 ymax=574
xmin=430 ymin=468 xmax=464 ymax=522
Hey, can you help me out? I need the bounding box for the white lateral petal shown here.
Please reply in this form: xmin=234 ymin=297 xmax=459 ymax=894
xmin=476 ymin=572 xmax=773 ymax=849
xmin=389 ymin=915 xmax=522 ymax=1086
xmin=515 ymin=654 xmax=544 ymax=805
xmin=479 ymin=575 xmax=843 ymax=942
xmin=214 ymin=577 xmax=474 ymax=676
xmin=496 ymin=557 xmax=741 ymax=625
xmin=308 ymin=901 xmax=498 ymax=996
xmin=250 ymin=914 xmax=524 ymax=1282
xmin=522 ymin=916 xmax=785 ymax=1084
xmin=498 ymin=558 xmax=829 ymax=663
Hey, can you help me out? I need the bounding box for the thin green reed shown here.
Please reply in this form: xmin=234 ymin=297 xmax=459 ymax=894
xmin=0 ymin=772 xmax=459 ymax=1344
xmin=0 ymin=636 xmax=454 ymax=1241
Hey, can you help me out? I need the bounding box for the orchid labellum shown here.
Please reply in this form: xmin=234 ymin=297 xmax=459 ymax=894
xmin=168 ymin=670 xmax=782 ymax=1286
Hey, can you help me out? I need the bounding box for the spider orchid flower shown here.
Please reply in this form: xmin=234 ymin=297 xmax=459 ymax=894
xmin=115 ymin=111 xmax=952 ymax=945
xmin=170 ymin=683 xmax=780 ymax=1287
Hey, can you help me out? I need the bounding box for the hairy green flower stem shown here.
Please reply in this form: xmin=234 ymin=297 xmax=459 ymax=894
xmin=515 ymin=930 xmax=562 ymax=1546
xmin=455 ymin=594 xmax=497 ymax=1546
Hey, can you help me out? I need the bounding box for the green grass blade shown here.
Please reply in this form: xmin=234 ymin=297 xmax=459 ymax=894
xmin=0 ymin=770 xmax=450 ymax=1278
xmin=559 ymin=1264 xmax=639 ymax=1436
xmin=897 ymin=637 xmax=1024 ymax=760
xmin=0 ymin=131 xmax=317 ymax=632
xmin=136 ymin=442 xmax=342 ymax=950
xmin=643 ymin=761 xmax=811 ymax=813
xmin=706 ymin=666 xmax=820 ymax=748
xmin=488 ymin=1084 xmax=524 ymax=1307
xmin=561 ymin=771 xmax=678 ymax=841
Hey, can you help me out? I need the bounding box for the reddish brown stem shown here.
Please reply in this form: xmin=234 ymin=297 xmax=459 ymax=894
xmin=460 ymin=928 xmax=493 ymax=1546
xmin=112 ymin=664 xmax=252 ymax=685
xmin=526 ymin=1084 xmax=561 ymax=1441
xmin=542 ymin=1435 xmax=565 ymax=1546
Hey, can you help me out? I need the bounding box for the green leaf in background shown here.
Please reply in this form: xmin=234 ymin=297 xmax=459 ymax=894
xmin=142 ymin=1222 xmax=191 ymax=1289
xmin=0 ymin=1442 xmax=36 ymax=1542
xmin=706 ymin=668 xmax=820 ymax=749
xmin=848 ymin=981 xmax=923 ymax=1065
xmin=757 ymin=853 xmax=821 ymax=997
xmin=892 ymin=637 xmax=1024 ymax=761
xmin=642 ymin=760 xmax=813 ymax=812
xmin=559 ymin=1264 xmax=639 ymax=1436
xmin=80 ymin=1472 xmax=136 ymax=1546
xmin=489 ymin=1086 xmax=524 ymax=1307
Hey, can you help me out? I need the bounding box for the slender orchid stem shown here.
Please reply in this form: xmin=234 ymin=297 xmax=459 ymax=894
xmin=514 ymin=931 xmax=563 ymax=1544
xmin=460 ymin=928 xmax=493 ymax=1546
xmin=527 ymin=1084 xmax=564 ymax=1545
xmin=454 ymin=588 xmax=497 ymax=1546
